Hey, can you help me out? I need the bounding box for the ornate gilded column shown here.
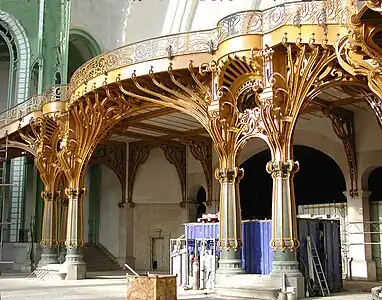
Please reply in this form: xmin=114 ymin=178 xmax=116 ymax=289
xmin=266 ymin=160 xmax=300 ymax=275
xmin=19 ymin=114 xmax=64 ymax=267
xmin=64 ymin=187 xmax=87 ymax=279
xmin=39 ymin=190 xmax=60 ymax=266
xmin=55 ymin=88 xmax=143 ymax=280
xmin=215 ymin=167 xmax=244 ymax=274
xmin=255 ymin=35 xmax=343 ymax=295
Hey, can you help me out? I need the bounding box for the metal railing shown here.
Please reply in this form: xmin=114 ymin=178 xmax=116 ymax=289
xmin=67 ymin=0 xmax=350 ymax=100
xmin=0 ymin=84 xmax=67 ymax=130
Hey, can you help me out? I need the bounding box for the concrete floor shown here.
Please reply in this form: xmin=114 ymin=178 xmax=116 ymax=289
xmin=0 ymin=273 xmax=376 ymax=300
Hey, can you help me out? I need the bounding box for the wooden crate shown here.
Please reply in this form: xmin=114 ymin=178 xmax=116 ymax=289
xmin=127 ymin=274 xmax=177 ymax=300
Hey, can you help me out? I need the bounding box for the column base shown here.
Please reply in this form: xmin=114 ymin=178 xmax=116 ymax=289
xmin=349 ymin=259 xmax=376 ymax=281
xmin=270 ymin=260 xmax=304 ymax=299
xmin=216 ymin=249 xmax=244 ymax=275
xmin=65 ymin=248 xmax=86 ymax=280
xmin=58 ymin=247 xmax=67 ymax=264
xmin=216 ymin=250 xmax=244 ymax=293
xmin=38 ymin=247 xmax=59 ymax=267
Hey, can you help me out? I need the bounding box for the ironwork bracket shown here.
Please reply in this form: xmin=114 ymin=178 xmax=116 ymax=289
xmin=326 ymin=107 xmax=358 ymax=197
xmin=181 ymin=136 xmax=213 ymax=206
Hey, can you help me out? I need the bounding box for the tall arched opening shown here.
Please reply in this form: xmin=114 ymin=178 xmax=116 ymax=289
xmin=239 ymin=145 xmax=347 ymax=220
xmin=0 ymin=12 xmax=31 ymax=248
xmin=68 ymin=29 xmax=101 ymax=79
xmin=367 ymin=167 xmax=382 ymax=280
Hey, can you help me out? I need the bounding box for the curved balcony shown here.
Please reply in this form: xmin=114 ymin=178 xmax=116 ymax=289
xmin=68 ymin=0 xmax=349 ymax=102
xmin=0 ymin=0 xmax=376 ymax=145
xmin=0 ymin=84 xmax=67 ymax=139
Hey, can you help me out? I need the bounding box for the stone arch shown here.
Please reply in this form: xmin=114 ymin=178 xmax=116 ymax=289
xmin=240 ymin=129 xmax=349 ymax=187
xmin=239 ymin=144 xmax=347 ymax=220
xmin=68 ymin=29 xmax=102 ymax=79
xmin=0 ymin=11 xmax=31 ymax=105
xmin=361 ymin=166 xmax=382 ymax=191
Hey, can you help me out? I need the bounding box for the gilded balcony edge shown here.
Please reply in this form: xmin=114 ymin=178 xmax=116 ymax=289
xmin=0 ymin=84 xmax=67 ymax=135
xmin=0 ymin=0 xmax=361 ymax=136
xmin=70 ymin=24 xmax=348 ymax=103
xmin=67 ymin=1 xmax=349 ymax=102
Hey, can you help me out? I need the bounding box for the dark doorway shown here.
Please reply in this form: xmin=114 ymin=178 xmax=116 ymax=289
xmin=368 ymin=167 xmax=382 ymax=202
xmin=196 ymin=186 xmax=207 ymax=218
xmin=239 ymin=145 xmax=347 ymax=220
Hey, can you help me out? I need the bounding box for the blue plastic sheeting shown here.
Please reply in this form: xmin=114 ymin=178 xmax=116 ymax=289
xmin=242 ymin=220 xmax=273 ymax=275
xmin=185 ymin=223 xmax=219 ymax=240
xmin=183 ymin=219 xmax=342 ymax=292
xmin=184 ymin=221 xmax=273 ymax=274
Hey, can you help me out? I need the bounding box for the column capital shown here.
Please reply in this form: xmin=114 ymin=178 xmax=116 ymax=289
xmin=343 ymin=189 xmax=371 ymax=199
xmin=41 ymin=191 xmax=60 ymax=201
xmin=266 ymin=160 xmax=299 ymax=178
xmin=65 ymin=187 xmax=86 ymax=199
xmin=215 ymin=167 xmax=244 ymax=183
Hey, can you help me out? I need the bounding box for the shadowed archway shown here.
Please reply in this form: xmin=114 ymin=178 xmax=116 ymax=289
xmin=239 ymin=145 xmax=347 ymax=220
xmin=68 ymin=29 xmax=101 ymax=79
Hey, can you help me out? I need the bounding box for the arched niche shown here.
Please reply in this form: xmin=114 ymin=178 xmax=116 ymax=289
xmin=68 ymin=29 xmax=101 ymax=79
xmin=239 ymin=145 xmax=347 ymax=220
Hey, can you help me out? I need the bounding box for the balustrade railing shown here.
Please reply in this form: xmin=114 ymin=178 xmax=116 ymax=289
xmin=0 ymin=84 xmax=67 ymax=129
xmin=0 ymin=0 xmax=369 ymax=130
xmin=67 ymin=0 xmax=350 ymax=99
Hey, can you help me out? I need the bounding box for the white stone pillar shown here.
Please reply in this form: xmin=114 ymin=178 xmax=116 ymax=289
xmin=125 ymin=206 xmax=135 ymax=268
xmin=117 ymin=204 xmax=127 ymax=266
xmin=345 ymin=190 xmax=376 ymax=280
xmin=117 ymin=204 xmax=135 ymax=268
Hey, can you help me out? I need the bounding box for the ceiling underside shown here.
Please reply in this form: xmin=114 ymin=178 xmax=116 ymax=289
xmin=109 ymin=86 xmax=369 ymax=143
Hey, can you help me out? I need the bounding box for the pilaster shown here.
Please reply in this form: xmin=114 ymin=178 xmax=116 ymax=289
xmin=344 ymin=190 xmax=376 ymax=281
xmin=117 ymin=203 xmax=135 ymax=268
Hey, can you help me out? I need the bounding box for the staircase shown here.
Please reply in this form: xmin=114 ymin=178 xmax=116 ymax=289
xmin=83 ymin=243 xmax=123 ymax=272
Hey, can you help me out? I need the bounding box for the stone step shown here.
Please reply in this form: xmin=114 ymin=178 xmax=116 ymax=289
xmin=83 ymin=243 xmax=122 ymax=272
